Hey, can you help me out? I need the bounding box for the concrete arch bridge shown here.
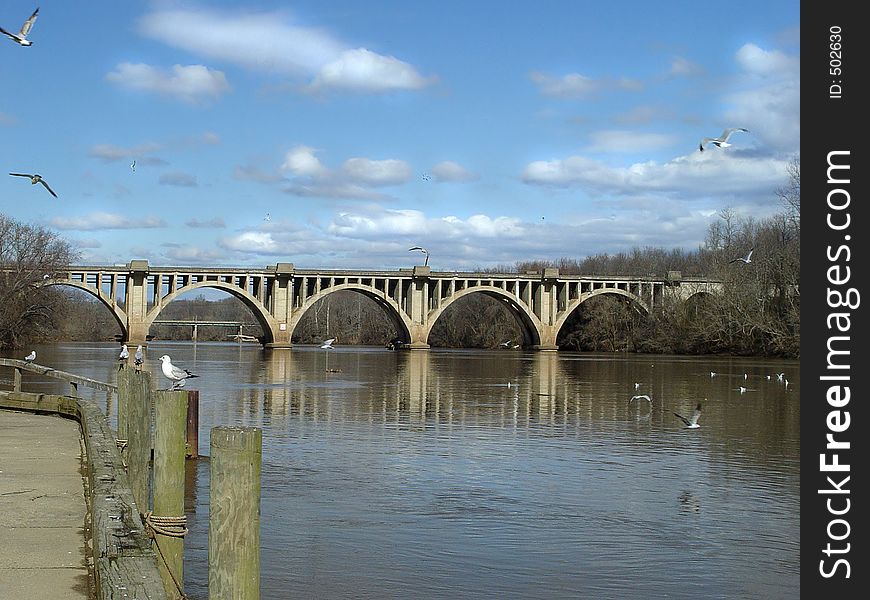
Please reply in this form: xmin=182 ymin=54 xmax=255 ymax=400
xmin=42 ymin=261 xmax=720 ymax=350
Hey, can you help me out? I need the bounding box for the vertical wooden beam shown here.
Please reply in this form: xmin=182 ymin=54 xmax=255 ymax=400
xmin=186 ymin=390 xmax=199 ymax=459
xmin=209 ymin=426 xmax=262 ymax=600
xmin=13 ymin=367 xmax=21 ymax=392
xmin=117 ymin=368 xmax=132 ymax=441
xmin=128 ymin=370 xmax=153 ymax=514
xmin=152 ymin=389 xmax=188 ymax=599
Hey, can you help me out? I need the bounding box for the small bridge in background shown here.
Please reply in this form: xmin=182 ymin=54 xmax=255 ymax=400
xmin=40 ymin=261 xmax=720 ymax=350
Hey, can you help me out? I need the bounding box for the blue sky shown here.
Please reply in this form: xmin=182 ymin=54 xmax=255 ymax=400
xmin=1 ymin=1 xmax=799 ymax=271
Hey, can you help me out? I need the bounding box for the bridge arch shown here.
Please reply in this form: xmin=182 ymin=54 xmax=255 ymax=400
xmin=40 ymin=280 xmax=128 ymax=339
xmin=425 ymin=286 xmax=543 ymax=347
xmin=145 ymin=281 xmax=278 ymax=343
xmin=287 ymin=283 xmax=413 ymax=343
xmin=554 ymin=288 xmax=650 ymax=340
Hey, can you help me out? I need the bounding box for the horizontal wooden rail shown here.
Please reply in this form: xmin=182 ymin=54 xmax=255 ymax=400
xmin=0 ymin=358 xmax=117 ymax=395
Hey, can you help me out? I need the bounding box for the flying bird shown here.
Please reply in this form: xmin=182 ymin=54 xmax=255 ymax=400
xmin=674 ymin=403 xmax=703 ymax=429
xmin=629 ymin=395 xmax=652 ymax=404
xmin=320 ymin=338 xmax=335 ymax=349
xmin=408 ymin=246 xmax=430 ymax=266
xmin=9 ymin=173 xmax=57 ymax=198
xmin=499 ymin=340 xmax=513 ymax=348
xmin=0 ymin=7 xmax=39 ymax=46
xmin=118 ymin=344 xmax=129 ymax=370
xmin=699 ymin=128 xmax=749 ymax=152
xmin=130 ymin=160 xmax=136 ymax=173
xmin=729 ymin=248 xmax=754 ymax=265
xmin=24 ymin=350 xmax=36 ymax=363
xmin=158 ymin=355 xmax=199 ymax=390
xmin=134 ymin=345 xmax=144 ymax=370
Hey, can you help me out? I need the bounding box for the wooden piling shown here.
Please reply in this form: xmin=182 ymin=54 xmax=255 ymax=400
xmin=152 ymin=389 xmax=189 ymax=599
xmin=127 ymin=370 xmax=153 ymax=513
xmin=117 ymin=368 xmax=132 ymax=440
xmin=186 ymin=390 xmax=199 ymax=459
xmin=13 ymin=367 xmax=21 ymax=391
xmin=209 ymin=426 xmax=262 ymax=600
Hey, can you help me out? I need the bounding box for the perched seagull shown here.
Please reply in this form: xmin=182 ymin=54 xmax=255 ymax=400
xmin=634 ymin=382 xmax=641 ymax=390
xmin=118 ymin=344 xmax=129 ymax=370
xmin=158 ymin=355 xmax=199 ymax=390
xmin=737 ymin=386 xmax=748 ymax=394
xmin=730 ymin=248 xmax=754 ymax=265
xmin=24 ymin=350 xmax=36 ymax=363
xmin=9 ymin=173 xmax=57 ymax=198
xmin=408 ymin=246 xmax=430 ymax=266
xmin=629 ymin=394 xmax=652 ymax=404
xmin=320 ymin=338 xmax=335 ymax=349
xmin=0 ymin=7 xmax=39 ymax=46
xmin=134 ymin=345 xmax=144 ymax=369
xmin=674 ymin=403 xmax=703 ymax=429
xmin=699 ymin=128 xmax=749 ymax=152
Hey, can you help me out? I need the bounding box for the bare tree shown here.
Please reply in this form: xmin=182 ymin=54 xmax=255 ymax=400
xmin=0 ymin=214 xmax=78 ymax=349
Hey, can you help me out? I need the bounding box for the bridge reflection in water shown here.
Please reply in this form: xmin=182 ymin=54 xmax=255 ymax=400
xmin=43 ymin=261 xmax=719 ymax=351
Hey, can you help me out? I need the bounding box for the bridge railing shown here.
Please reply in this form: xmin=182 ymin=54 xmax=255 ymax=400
xmin=0 ymin=358 xmax=117 ymax=397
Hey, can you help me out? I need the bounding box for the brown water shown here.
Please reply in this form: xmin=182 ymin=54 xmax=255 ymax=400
xmin=6 ymin=342 xmax=800 ymax=599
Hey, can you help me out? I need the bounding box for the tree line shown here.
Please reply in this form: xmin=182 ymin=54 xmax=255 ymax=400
xmin=0 ymin=158 xmax=799 ymax=357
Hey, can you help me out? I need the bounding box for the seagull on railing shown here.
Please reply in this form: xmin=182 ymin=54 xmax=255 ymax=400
xmin=0 ymin=7 xmax=39 ymax=46
xmin=118 ymin=344 xmax=129 ymax=370
xmin=134 ymin=345 xmax=144 ymax=370
xmin=674 ymin=402 xmax=703 ymax=429
xmin=158 ymin=355 xmax=199 ymax=390
xmin=24 ymin=350 xmax=36 ymax=363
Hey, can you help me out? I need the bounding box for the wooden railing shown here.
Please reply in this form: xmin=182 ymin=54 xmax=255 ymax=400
xmin=0 ymin=358 xmax=117 ymax=397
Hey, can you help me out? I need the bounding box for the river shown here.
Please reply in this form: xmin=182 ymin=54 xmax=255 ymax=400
xmin=4 ymin=341 xmax=800 ymax=599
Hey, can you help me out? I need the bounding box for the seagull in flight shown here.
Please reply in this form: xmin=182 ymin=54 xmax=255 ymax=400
xmin=674 ymin=402 xmax=703 ymax=429
xmin=130 ymin=160 xmax=136 ymax=173
xmin=158 ymin=355 xmax=199 ymax=390
xmin=134 ymin=345 xmax=144 ymax=370
xmin=320 ymin=338 xmax=335 ymax=349
xmin=729 ymin=248 xmax=754 ymax=264
xmin=118 ymin=344 xmax=129 ymax=370
xmin=0 ymin=7 xmax=39 ymax=46
xmin=499 ymin=340 xmax=513 ymax=348
xmin=699 ymin=128 xmax=749 ymax=152
xmin=24 ymin=350 xmax=36 ymax=363
xmin=629 ymin=394 xmax=652 ymax=404
xmin=408 ymin=246 xmax=430 ymax=266
xmin=9 ymin=173 xmax=58 ymax=198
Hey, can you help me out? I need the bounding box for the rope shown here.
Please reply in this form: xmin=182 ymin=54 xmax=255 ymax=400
xmin=143 ymin=511 xmax=190 ymax=599
xmin=143 ymin=511 xmax=189 ymax=538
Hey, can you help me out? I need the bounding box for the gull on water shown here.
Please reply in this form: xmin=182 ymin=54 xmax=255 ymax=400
xmin=320 ymin=338 xmax=335 ymax=349
xmin=158 ymin=355 xmax=200 ymax=390
xmin=730 ymin=248 xmax=754 ymax=265
xmin=118 ymin=344 xmax=129 ymax=370
xmin=9 ymin=173 xmax=58 ymax=198
xmin=24 ymin=350 xmax=36 ymax=363
xmin=0 ymin=7 xmax=39 ymax=46
xmin=699 ymin=128 xmax=749 ymax=152
xmin=674 ymin=403 xmax=703 ymax=429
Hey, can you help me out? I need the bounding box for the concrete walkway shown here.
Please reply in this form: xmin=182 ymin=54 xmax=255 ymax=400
xmin=0 ymin=410 xmax=91 ymax=599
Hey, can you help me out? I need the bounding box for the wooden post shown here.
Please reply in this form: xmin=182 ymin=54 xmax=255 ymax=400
xmin=152 ymin=389 xmax=188 ymax=599
xmin=127 ymin=370 xmax=153 ymax=514
xmin=13 ymin=367 xmax=21 ymax=391
xmin=186 ymin=390 xmax=199 ymax=459
xmin=117 ymin=368 xmax=132 ymax=440
xmin=209 ymin=426 xmax=262 ymax=600
xmin=68 ymin=381 xmax=78 ymax=397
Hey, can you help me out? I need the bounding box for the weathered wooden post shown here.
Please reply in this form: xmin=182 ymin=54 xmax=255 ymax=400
xmin=209 ymin=426 xmax=262 ymax=600
xmin=151 ymin=389 xmax=189 ymax=599
xmin=127 ymin=370 xmax=153 ymax=513
xmin=13 ymin=367 xmax=21 ymax=391
xmin=116 ymin=368 xmax=132 ymax=441
xmin=186 ymin=390 xmax=200 ymax=459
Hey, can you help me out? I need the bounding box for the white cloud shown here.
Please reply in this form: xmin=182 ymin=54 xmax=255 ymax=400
xmin=51 ymin=212 xmax=168 ymax=231
xmin=735 ymin=43 xmax=799 ymax=77
xmin=161 ymin=245 xmax=226 ymax=264
xmin=139 ymin=7 xmax=433 ymax=95
xmin=159 ymin=172 xmax=198 ymax=187
xmin=668 ymin=56 xmax=704 ymax=78
xmin=106 ymin=62 xmax=230 ymax=104
xmin=281 ymin=146 xmax=328 ymax=177
xmin=431 ymin=161 xmax=478 ymax=182
xmin=309 ymin=48 xmax=435 ymax=93
xmin=89 ymin=142 xmax=164 ymax=163
xmin=341 ymin=157 xmax=412 ymax=186
xmin=530 ymin=71 xmax=599 ymax=97
xmin=219 ymin=231 xmax=282 ymax=254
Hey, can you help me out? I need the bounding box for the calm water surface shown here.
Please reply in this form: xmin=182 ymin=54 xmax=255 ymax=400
xmin=6 ymin=342 xmax=800 ymax=599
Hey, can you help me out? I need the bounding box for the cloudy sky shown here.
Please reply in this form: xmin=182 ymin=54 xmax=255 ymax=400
xmin=0 ymin=1 xmax=799 ymax=270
